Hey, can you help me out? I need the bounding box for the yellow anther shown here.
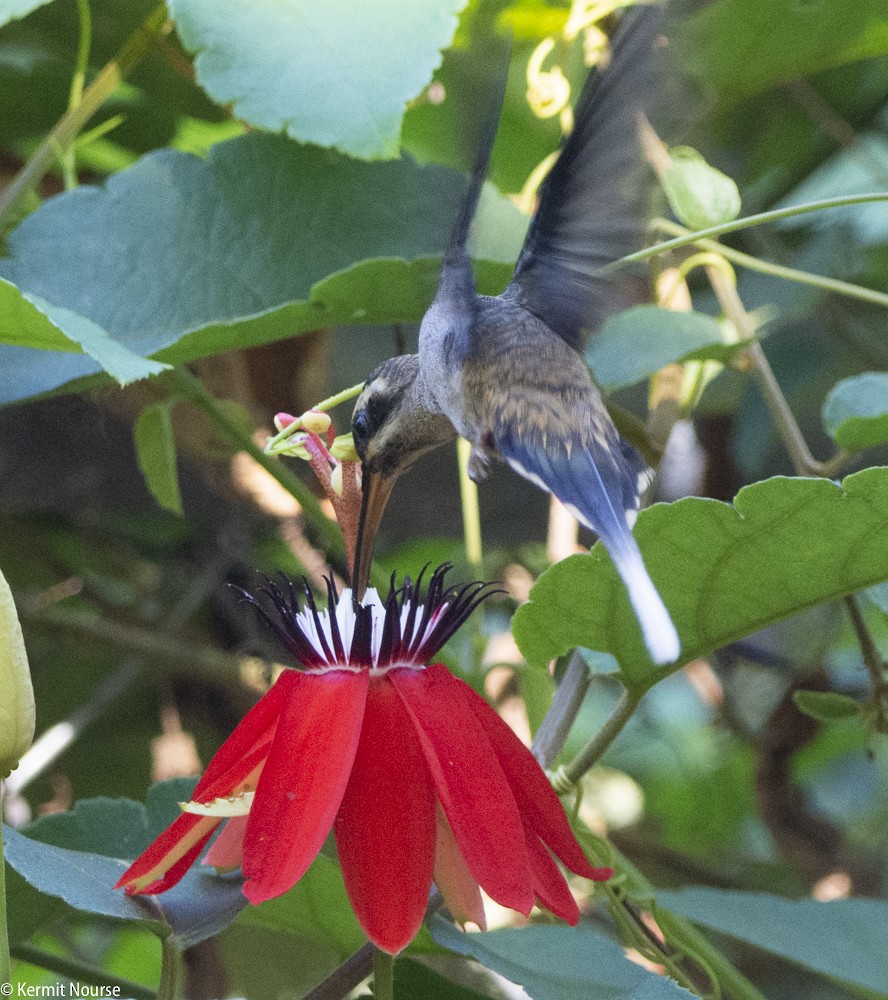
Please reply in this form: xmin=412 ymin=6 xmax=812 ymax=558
xmin=180 ymin=790 xmax=255 ymax=817
xmin=330 ymin=462 xmax=344 ymax=497
xmin=330 ymin=433 xmax=360 ymax=463
xmin=301 ymin=410 xmax=332 ymax=435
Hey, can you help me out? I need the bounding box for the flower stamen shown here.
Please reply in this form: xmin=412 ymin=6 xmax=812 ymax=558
xmin=239 ymin=564 xmax=503 ymax=673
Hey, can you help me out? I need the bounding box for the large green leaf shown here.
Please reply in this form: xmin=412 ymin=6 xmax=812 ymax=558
xmin=513 ymin=469 xmax=888 ymax=690
xmin=0 ymin=134 xmax=525 ymax=405
xmin=658 ymin=889 xmax=888 ymax=996
xmin=0 ymin=0 xmax=55 ymax=27
xmin=0 ymin=278 xmax=169 ymax=385
xmin=169 ymin=0 xmax=465 ymax=159
xmin=587 ymin=306 xmax=746 ymax=392
xmin=431 ymin=919 xmax=694 ymax=999
xmin=822 ymin=372 xmax=888 ymax=451
xmin=679 ymin=0 xmax=888 ymax=99
xmin=3 ymin=781 xmax=248 ymax=950
xmin=238 ymin=853 xmax=364 ymax=958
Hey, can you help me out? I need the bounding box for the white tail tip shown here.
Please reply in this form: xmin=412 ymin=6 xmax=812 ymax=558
xmin=617 ymin=549 xmax=680 ymax=665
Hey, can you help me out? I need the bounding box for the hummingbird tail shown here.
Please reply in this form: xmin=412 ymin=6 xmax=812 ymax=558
xmin=610 ymin=540 xmax=680 ymax=666
xmin=496 ymin=430 xmax=679 ymax=663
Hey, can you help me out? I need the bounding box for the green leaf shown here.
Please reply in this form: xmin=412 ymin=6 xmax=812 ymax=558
xmin=792 ymin=690 xmax=860 ymax=722
xmin=0 ymin=134 xmax=525 ymax=405
xmin=513 ymin=469 xmax=888 ymax=690
xmin=0 ymin=565 xmax=34 ymax=778
xmin=431 ymin=918 xmax=695 ymax=999
xmin=168 ymin=0 xmax=465 ymax=159
xmin=395 ymin=959 xmax=492 ymax=1000
xmin=0 ymin=277 xmax=169 ymax=385
xmin=662 ymin=147 xmax=741 ymax=230
xmin=134 ymin=402 xmax=183 ymax=516
xmin=0 ymin=276 xmax=87 ymax=352
xmin=239 ymin=854 xmax=364 ymax=958
xmin=31 ymin=297 xmax=171 ymax=385
xmin=3 ymin=783 xmax=248 ymax=949
xmin=823 ymin=372 xmax=888 ymax=450
xmin=3 ymin=824 xmax=170 ymax=936
xmin=678 ymin=0 xmax=888 ymax=100
xmin=587 ymin=306 xmax=747 ymax=392
xmin=658 ymin=888 xmax=888 ymax=995
xmin=0 ymin=0 xmax=55 ymax=28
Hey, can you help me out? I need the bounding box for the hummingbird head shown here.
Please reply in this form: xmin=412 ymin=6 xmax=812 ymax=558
xmin=350 ymin=354 xmax=456 ymax=597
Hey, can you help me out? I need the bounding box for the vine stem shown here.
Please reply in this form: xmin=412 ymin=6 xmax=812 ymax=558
xmin=654 ymin=218 xmax=888 ymax=311
xmin=611 ymin=192 xmax=888 ymax=268
xmin=613 ymin=848 xmax=768 ymax=1000
xmin=60 ymin=0 xmax=93 ymax=190
xmin=10 ymin=944 xmax=155 ymax=999
xmin=705 ymin=264 xmax=886 ymax=737
xmin=706 ymin=265 xmax=828 ymax=478
xmin=301 ymin=944 xmax=374 ymax=1000
xmin=456 ymin=438 xmax=483 ymax=577
xmin=158 ymin=936 xmax=180 ymax=1000
xmin=19 ymin=599 xmax=253 ymax=683
xmin=532 ymin=650 xmax=591 ymax=769
xmin=0 ymin=3 xmax=169 ymax=228
xmin=169 ymin=368 xmax=360 ymax=574
xmin=844 ymin=595 xmax=888 ymax=702
xmin=0 ymin=792 xmax=9 ymax=987
xmin=560 ymin=687 xmax=641 ymax=785
xmin=654 ymin=909 xmax=768 ymax=1000
xmin=373 ymin=949 xmax=395 ymax=1000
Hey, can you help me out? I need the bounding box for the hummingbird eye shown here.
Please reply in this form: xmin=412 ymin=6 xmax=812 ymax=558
xmin=352 ymin=407 xmax=372 ymax=456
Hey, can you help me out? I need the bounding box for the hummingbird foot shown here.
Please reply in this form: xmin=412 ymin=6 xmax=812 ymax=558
xmin=468 ymin=441 xmax=492 ymax=482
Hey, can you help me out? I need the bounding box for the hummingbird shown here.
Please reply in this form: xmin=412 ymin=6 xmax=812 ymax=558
xmin=350 ymin=6 xmax=680 ymax=665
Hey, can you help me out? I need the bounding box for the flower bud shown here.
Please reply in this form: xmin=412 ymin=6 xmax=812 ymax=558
xmin=0 ymin=567 xmax=35 ymax=779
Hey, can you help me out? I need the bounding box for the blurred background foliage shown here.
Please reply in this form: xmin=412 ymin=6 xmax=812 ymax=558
xmin=1 ymin=0 xmax=888 ymax=998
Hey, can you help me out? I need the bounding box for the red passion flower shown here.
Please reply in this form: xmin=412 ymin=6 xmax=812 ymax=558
xmin=116 ymin=566 xmax=612 ymax=953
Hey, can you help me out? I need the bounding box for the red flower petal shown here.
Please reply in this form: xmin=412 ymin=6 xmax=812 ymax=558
xmin=461 ymin=680 xmax=611 ymax=881
xmin=242 ymin=669 xmax=368 ymax=903
xmin=192 ymin=670 xmax=298 ymax=800
xmin=390 ymin=664 xmax=534 ymax=915
xmin=116 ymin=812 xmax=218 ymax=893
xmin=335 ymin=675 xmax=436 ymax=954
xmin=524 ymin=828 xmax=580 ymax=925
xmin=433 ymin=804 xmax=486 ymax=931
xmin=203 ymin=816 xmax=248 ymax=870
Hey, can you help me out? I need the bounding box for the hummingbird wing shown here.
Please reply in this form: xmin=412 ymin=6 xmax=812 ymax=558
xmin=504 ymin=6 xmax=663 ymax=351
xmin=432 ymin=36 xmax=512 ymax=353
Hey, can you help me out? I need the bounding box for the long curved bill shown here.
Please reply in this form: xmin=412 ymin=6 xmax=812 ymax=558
xmin=352 ymin=469 xmax=397 ymax=600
